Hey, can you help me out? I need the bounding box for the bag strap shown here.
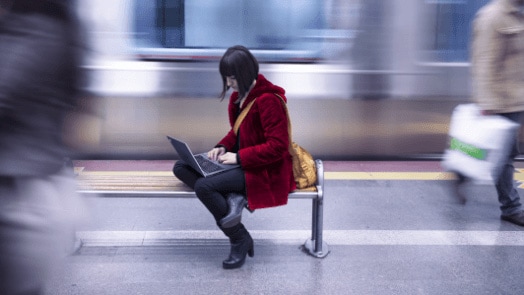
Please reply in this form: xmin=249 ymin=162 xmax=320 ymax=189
xmin=234 ymin=94 xmax=293 ymax=148
xmin=233 ymin=99 xmax=257 ymax=135
xmin=274 ymin=93 xmax=293 ymax=141
xmin=273 ymin=94 xmax=295 ymax=157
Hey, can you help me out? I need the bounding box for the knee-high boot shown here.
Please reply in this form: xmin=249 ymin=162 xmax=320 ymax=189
xmin=220 ymin=223 xmax=254 ymax=269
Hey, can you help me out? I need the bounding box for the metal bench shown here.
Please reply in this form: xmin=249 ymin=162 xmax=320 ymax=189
xmin=77 ymin=159 xmax=328 ymax=258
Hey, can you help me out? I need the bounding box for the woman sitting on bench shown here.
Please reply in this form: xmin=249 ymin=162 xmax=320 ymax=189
xmin=173 ymin=45 xmax=295 ymax=269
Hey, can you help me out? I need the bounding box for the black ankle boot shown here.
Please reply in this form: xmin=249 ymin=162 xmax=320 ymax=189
xmin=219 ymin=193 xmax=247 ymax=228
xmin=221 ymin=224 xmax=254 ymax=269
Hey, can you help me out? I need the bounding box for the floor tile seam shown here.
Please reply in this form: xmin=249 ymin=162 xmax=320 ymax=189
xmin=76 ymin=229 xmax=524 ymax=247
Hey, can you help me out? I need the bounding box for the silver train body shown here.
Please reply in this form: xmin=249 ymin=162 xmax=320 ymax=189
xmin=72 ymin=0 xmax=508 ymax=160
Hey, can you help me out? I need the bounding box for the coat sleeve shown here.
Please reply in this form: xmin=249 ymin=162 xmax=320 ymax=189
xmin=237 ymin=94 xmax=290 ymax=169
xmin=217 ymin=129 xmax=237 ymax=152
xmin=471 ymin=12 xmax=506 ymax=112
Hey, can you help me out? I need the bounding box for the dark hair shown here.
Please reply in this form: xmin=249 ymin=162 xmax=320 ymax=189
xmin=219 ymin=45 xmax=259 ymax=101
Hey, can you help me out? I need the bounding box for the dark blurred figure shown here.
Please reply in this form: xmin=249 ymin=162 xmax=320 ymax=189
xmin=0 ymin=0 xmax=86 ymax=294
xmin=469 ymin=0 xmax=524 ymax=225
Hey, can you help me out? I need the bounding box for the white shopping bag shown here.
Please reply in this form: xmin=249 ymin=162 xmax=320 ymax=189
xmin=441 ymin=104 xmax=520 ymax=184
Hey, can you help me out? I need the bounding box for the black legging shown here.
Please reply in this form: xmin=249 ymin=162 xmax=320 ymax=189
xmin=173 ymin=160 xmax=246 ymax=223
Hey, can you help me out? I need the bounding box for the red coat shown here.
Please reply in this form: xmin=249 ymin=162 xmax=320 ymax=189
xmin=217 ymin=74 xmax=296 ymax=209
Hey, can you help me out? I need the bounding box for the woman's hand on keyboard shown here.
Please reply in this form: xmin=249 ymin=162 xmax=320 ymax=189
xmin=208 ymin=147 xmax=225 ymax=161
xmin=218 ymin=152 xmax=237 ymax=165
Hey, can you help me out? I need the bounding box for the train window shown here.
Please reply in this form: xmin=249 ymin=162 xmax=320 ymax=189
xmin=426 ymin=0 xmax=489 ymax=62
xmin=133 ymin=0 xmax=327 ymax=62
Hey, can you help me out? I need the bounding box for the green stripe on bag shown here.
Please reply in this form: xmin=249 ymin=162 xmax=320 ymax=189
xmin=449 ymin=137 xmax=487 ymax=160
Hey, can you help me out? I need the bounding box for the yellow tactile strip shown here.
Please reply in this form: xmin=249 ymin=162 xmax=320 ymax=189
xmin=325 ymin=172 xmax=455 ymax=180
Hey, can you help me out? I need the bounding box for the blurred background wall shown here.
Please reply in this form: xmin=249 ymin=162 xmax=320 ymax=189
xmin=70 ymin=0 xmax=498 ymax=160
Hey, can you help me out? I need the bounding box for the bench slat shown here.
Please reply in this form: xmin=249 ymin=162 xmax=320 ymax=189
xmin=77 ymin=174 xmax=317 ymax=194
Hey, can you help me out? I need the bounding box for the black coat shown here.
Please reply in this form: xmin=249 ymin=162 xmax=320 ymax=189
xmin=0 ymin=11 xmax=81 ymax=176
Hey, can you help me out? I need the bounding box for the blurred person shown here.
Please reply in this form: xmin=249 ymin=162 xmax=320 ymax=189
xmin=173 ymin=45 xmax=295 ymax=269
xmin=468 ymin=0 xmax=524 ymax=225
xmin=0 ymin=0 xmax=86 ymax=294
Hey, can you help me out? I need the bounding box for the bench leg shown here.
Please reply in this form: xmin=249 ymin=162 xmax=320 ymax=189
xmin=302 ymin=187 xmax=329 ymax=258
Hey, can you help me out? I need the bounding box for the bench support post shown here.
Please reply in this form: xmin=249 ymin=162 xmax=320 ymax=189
xmin=302 ymin=160 xmax=329 ymax=258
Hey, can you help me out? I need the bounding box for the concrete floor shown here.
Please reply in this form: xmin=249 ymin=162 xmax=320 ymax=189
xmin=44 ymin=161 xmax=524 ymax=295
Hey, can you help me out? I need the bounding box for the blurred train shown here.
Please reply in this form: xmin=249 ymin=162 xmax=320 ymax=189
xmin=69 ymin=0 xmax=511 ymax=160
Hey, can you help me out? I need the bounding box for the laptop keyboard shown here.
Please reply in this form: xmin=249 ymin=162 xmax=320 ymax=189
xmin=195 ymin=154 xmax=223 ymax=174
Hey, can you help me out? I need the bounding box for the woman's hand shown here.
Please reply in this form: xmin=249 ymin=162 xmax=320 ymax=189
xmin=207 ymin=147 xmax=225 ymax=161
xmin=218 ymin=152 xmax=238 ymax=165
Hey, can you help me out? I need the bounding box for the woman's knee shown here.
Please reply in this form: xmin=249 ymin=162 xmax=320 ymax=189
xmin=194 ymin=178 xmax=213 ymax=197
xmin=173 ymin=161 xmax=195 ymax=181
xmin=172 ymin=161 xmax=185 ymax=176
xmin=172 ymin=161 xmax=200 ymax=189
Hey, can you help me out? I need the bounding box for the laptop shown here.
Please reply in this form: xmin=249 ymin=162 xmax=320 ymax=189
xmin=167 ymin=136 xmax=239 ymax=177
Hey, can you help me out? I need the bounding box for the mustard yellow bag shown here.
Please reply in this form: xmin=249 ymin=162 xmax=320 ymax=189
xmin=289 ymin=142 xmax=317 ymax=189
